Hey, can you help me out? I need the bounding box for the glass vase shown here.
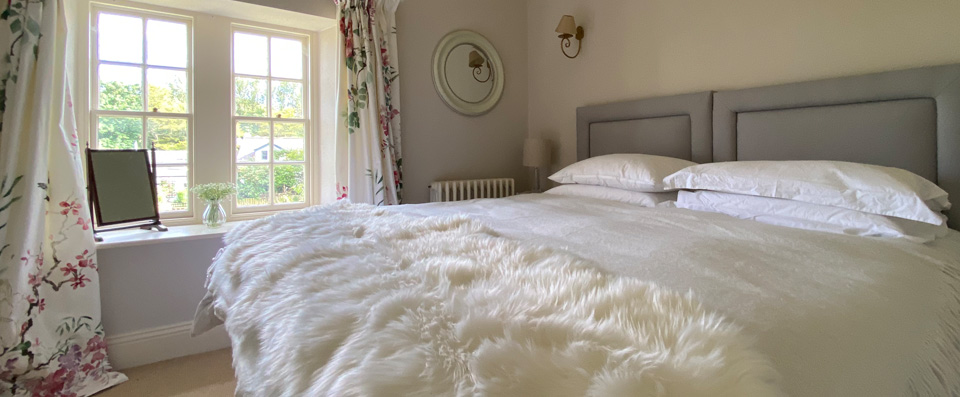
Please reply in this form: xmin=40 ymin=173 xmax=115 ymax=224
xmin=202 ymin=199 xmax=227 ymax=228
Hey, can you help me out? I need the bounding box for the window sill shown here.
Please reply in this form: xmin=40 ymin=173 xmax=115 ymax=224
xmin=96 ymin=221 xmax=244 ymax=250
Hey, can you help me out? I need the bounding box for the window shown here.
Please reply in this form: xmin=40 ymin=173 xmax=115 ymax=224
xmin=85 ymin=2 xmax=320 ymax=225
xmin=232 ymin=28 xmax=309 ymax=210
xmin=91 ymin=8 xmax=192 ymax=216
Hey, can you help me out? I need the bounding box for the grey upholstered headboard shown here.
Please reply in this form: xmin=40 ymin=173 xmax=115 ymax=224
xmin=576 ymin=92 xmax=713 ymax=163
xmin=714 ymin=64 xmax=960 ymax=229
xmin=576 ymin=64 xmax=960 ymax=230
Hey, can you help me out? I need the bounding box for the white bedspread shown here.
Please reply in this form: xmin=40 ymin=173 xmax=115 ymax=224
xmin=391 ymin=194 xmax=960 ymax=396
xmin=197 ymin=203 xmax=781 ymax=396
xmin=196 ymin=194 xmax=960 ymax=397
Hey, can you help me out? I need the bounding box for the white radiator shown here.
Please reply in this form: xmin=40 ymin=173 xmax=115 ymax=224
xmin=429 ymin=178 xmax=515 ymax=202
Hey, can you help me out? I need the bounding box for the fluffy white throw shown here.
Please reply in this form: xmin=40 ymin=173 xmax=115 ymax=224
xmin=196 ymin=203 xmax=782 ymax=396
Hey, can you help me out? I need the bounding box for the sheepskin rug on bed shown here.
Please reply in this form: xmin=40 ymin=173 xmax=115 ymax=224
xmin=196 ymin=203 xmax=782 ymax=396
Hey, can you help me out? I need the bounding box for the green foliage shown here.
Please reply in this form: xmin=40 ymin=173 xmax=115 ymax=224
xmin=97 ymin=116 xmax=141 ymax=149
xmin=237 ymin=121 xmax=269 ymax=140
xmin=272 ymin=81 xmax=303 ymax=118
xmin=237 ymin=166 xmax=269 ymax=205
xmin=148 ymin=79 xmax=187 ymax=113
xmin=275 ymin=148 xmax=304 ymax=162
xmin=274 ymin=165 xmax=304 ymax=203
xmin=236 ymin=165 xmax=304 ymax=206
xmin=235 ymin=78 xmax=267 ymax=117
xmin=97 ymin=77 xmax=188 ymax=151
xmin=191 ymin=183 xmax=237 ymax=201
xmin=99 ymin=81 xmax=142 ymax=111
xmin=147 ymin=118 xmax=187 ymax=151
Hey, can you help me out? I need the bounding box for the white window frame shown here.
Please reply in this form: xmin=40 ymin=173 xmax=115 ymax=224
xmin=230 ymin=24 xmax=312 ymax=215
xmin=79 ymin=0 xmax=326 ymax=227
xmin=89 ymin=3 xmax=195 ymax=221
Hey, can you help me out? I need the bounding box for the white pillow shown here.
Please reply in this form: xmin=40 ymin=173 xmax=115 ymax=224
xmin=545 ymin=185 xmax=677 ymax=207
xmin=676 ymin=190 xmax=948 ymax=243
xmin=549 ymin=154 xmax=697 ymax=192
xmin=664 ymin=161 xmax=950 ymax=225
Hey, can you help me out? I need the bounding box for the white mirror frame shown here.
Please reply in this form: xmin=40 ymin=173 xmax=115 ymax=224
xmin=432 ymin=30 xmax=505 ymax=116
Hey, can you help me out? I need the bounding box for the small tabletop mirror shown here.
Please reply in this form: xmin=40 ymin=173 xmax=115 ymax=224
xmin=86 ymin=148 xmax=167 ymax=241
xmin=432 ymin=30 xmax=504 ymax=116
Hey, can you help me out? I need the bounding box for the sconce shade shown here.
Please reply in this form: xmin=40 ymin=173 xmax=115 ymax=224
xmin=523 ymin=138 xmax=549 ymax=167
xmin=556 ymin=15 xmax=577 ymax=37
xmin=468 ymin=50 xmax=485 ymax=68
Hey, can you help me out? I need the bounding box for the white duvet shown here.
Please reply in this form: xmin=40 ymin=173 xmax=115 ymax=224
xmin=195 ymin=194 xmax=960 ymax=397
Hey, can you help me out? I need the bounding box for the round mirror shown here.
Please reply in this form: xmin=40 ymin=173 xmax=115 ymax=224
xmin=432 ymin=30 xmax=504 ymax=116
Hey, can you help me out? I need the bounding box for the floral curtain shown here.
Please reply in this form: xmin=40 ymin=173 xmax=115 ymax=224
xmin=335 ymin=0 xmax=403 ymax=205
xmin=0 ymin=0 xmax=126 ymax=395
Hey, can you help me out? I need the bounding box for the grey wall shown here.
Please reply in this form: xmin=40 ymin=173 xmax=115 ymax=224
xmin=397 ymin=0 xmax=530 ymax=203
xmin=234 ymin=0 xmax=336 ymax=18
xmin=99 ymin=238 xmax=223 ymax=335
xmin=526 ymin=0 xmax=960 ymax=174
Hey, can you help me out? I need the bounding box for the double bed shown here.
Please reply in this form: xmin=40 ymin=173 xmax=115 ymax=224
xmin=194 ymin=64 xmax=960 ymax=396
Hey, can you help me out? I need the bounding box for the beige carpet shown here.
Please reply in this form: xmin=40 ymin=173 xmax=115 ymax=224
xmin=96 ymin=349 xmax=235 ymax=396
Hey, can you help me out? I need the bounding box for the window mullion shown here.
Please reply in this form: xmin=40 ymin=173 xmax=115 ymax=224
xmin=269 ymin=120 xmax=275 ymax=205
xmin=141 ymin=116 xmax=148 ymax=151
xmin=267 ymin=33 xmax=274 ymax=206
xmin=141 ymin=17 xmax=148 ymax=114
xmin=94 ymin=110 xmax=190 ymax=118
xmin=266 ymin=35 xmax=274 ymax=119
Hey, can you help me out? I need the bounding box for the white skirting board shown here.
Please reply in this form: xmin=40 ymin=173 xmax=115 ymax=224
xmin=106 ymin=321 xmax=231 ymax=370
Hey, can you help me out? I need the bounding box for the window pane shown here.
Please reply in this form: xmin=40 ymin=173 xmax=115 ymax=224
xmin=147 ymin=118 xmax=188 ymax=164
xmin=272 ymin=80 xmax=303 ymax=118
xmin=234 ymin=77 xmax=268 ymax=117
xmin=98 ymin=64 xmax=143 ymax=111
xmin=271 ymin=37 xmax=302 ymax=79
xmin=156 ymin=166 xmax=189 ymax=213
xmin=237 ymin=165 xmax=269 ymax=207
xmin=147 ymin=69 xmax=187 ymax=113
xmin=274 ymin=122 xmax=304 ymax=162
xmin=234 ymin=32 xmax=268 ymax=76
xmin=97 ymin=116 xmax=142 ymax=149
xmin=98 ymin=13 xmax=143 ymax=64
xmin=236 ymin=121 xmax=270 ymax=163
xmin=274 ymin=164 xmax=304 ymax=204
xmin=146 ymin=19 xmax=187 ymax=68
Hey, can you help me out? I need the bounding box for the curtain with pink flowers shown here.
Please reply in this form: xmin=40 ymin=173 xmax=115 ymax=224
xmin=0 ymin=0 xmax=126 ymax=395
xmin=335 ymin=0 xmax=403 ymax=205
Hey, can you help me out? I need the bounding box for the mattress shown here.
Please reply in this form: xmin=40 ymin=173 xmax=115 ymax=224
xmin=198 ymin=194 xmax=960 ymax=396
xmin=390 ymin=194 xmax=960 ymax=396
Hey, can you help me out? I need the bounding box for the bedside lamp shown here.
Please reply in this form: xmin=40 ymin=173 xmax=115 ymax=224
xmin=523 ymin=138 xmax=549 ymax=192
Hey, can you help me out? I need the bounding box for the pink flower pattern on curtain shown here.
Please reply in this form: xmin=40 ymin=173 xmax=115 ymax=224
xmin=0 ymin=0 xmax=126 ymax=395
xmin=335 ymin=0 xmax=403 ymax=206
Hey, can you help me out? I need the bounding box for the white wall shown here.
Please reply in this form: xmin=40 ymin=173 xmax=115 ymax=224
xmin=99 ymin=239 xmax=223 ymax=334
xmin=526 ymin=0 xmax=960 ymax=174
xmin=397 ymin=0 xmax=529 ymax=203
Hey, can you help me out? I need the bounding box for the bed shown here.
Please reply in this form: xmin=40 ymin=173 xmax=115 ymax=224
xmin=194 ymin=64 xmax=960 ymax=396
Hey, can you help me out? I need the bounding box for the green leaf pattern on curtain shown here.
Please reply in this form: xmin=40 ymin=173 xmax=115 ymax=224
xmin=0 ymin=1 xmax=127 ymax=395
xmin=335 ymin=0 xmax=403 ymax=206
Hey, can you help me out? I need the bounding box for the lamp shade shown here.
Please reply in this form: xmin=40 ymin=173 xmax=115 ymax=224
xmin=468 ymin=50 xmax=485 ymax=68
xmin=523 ymin=138 xmax=549 ymax=167
xmin=555 ymin=15 xmax=577 ymax=37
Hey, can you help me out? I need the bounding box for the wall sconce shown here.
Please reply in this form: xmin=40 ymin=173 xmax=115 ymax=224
xmin=468 ymin=49 xmax=492 ymax=83
xmin=555 ymin=15 xmax=584 ymax=59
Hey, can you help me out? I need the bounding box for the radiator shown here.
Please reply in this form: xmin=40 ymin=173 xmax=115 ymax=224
xmin=429 ymin=178 xmax=515 ymax=202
